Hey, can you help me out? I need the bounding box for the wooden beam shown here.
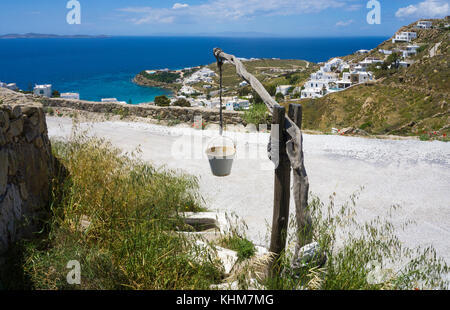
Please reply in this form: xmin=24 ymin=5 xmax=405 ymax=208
xmin=269 ymin=105 xmax=291 ymax=258
xmin=289 ymin=103 xmax=313 ymax=250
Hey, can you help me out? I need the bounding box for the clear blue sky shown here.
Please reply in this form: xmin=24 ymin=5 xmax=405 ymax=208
xmin=0 ymin=0 xmax=448 ymax=37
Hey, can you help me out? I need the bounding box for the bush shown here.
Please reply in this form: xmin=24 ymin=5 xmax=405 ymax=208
xmin=154 ymin=95 xmax=170 ymax=107
xmin=220 ymin=236 xmax=256 ymax=262
xmin=266 ymin=190 xmax=450 ymax=290
xmin=243 ymin=103 xmax=270 ymax=126
xmin=141 ymin=71 xmax=180 ymax=84
xmin=275 ymin=92 xmax=284 ymax=102
xmin=173 ymin=98 xmax=191 ymax=107
xmin=52 ymin=90 xmax=60 ymax=98
xmin=0 ymin=131 xmax=222 ymax=289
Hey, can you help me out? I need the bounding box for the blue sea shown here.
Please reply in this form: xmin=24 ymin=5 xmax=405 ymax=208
xmin=0 ymin=36 xmax=387 ymax=104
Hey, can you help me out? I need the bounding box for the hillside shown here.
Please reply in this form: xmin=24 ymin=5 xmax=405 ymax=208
xmin=295 ymin=18 xmax=449 ymax=137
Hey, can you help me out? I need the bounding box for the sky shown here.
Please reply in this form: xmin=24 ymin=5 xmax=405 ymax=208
xmin=0 ymin=0 xmax=449 ymax=37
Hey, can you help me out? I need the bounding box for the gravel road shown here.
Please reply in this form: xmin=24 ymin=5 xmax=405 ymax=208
xmin=47 ymin=117 xmax=450 ymax=264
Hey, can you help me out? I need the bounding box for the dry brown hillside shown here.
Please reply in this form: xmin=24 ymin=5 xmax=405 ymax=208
xmin=295 ymin=18 xmax=449 ymax=138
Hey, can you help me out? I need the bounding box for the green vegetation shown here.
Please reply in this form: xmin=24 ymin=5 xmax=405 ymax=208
xmin=173 ymin=98 xmax=191 ymax=107
xmin=219 ymin=236 xmax=256 ymax=262
xmin=0 ymin=132 xmax=222 ymax=289
xmin=140 ymin=71 xmax=181 ymax=84
xmin=113 ymin=107 xmax=130 ymax=120
xmin=52 ymin=90 xmax=60 ymax=98
xmin=266 ymin=191 xmax=450 ymax=290
xmin=154 ymin=95 xmax=171 ymax=107
xmin=242 ymin=103 xmax=270 ymax=126
xmin=45 ymin=107 xmax=55 ymax=116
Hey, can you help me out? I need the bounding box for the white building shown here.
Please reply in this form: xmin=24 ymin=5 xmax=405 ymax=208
xmin=356 ymin=49 xmax=370 ymax=54
xmin=60 ymin=92 xmax=80 ymax=100
xmin=239 ymin=81 xmax=249 ymax=87
xmin=226 ymin=98 xmax=250 ymax=111
xmin=180 ymin=85 xmax=197 ymax=95
xmin=276 ymin=85 xmax=292 ymax=96
xmin=301 ymin=88 xmax=324 ymax=99
xmin=0 ymin=82 xmax=6 ymax=88
xmin=392 ymin=32 xmax=417 ymax=43
xmin=33 ymin=84 xmax=52 ymax=97
xmin=6 ymin=83 xmax=18 ymax=91
xmin=416 ymin=21 xmax=432 ymax=29
xmin=379 ymin=49 xmax=393 ymax=55
xmin=403 ymin=45 xmax=420 ymax=58
xmin=321 ymin=58 xmax=344 ymax=72
xmin=101 ymin=98 xmax=119 ymax=103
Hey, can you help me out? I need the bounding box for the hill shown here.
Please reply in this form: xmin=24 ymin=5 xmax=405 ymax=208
xmin=293 ymin=18 xmax=449 ymax=137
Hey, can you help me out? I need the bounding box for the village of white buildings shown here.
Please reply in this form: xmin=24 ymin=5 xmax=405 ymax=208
xmin=1 ymin=20 xmax=446 ymax=111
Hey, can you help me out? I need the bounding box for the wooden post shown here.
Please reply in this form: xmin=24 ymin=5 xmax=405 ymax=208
xmin=269 ymin=106 xmax=291 ymax=260
xmin=288 ymin=103 xmax=313 ymax=250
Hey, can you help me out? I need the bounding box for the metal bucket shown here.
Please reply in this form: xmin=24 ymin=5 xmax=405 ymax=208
xmin=206 ymin=145 xmax=236 ymax=177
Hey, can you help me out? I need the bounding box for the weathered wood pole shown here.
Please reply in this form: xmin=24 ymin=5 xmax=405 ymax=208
xmin=269 ymin=106 xmax=291 ymax=259
xmin=288 ymin=103 xmax=313 ymax=250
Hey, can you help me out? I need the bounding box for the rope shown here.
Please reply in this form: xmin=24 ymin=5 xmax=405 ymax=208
xmin=215 ymin=54 xmax=224 ymax=136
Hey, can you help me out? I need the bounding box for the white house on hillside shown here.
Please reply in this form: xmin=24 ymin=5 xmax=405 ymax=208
xmin=416 ymin=21 xmax=433 ymax=29
xmin=392 ymin=32 xmax=417 ymax=43
xmin=33 ymin=84 xmax=52 ymax=97
xmin=60 ymin=93 xmax=80 ymax=100
xmin=276 ymin=85 xmax=292 ymax=96
xmin=7 ymin=83 xmax=18 ymax=91
xmin=403 ymin=45 xmax=420 ymax=58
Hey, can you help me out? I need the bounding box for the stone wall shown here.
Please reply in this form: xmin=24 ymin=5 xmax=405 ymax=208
xmin=38 ymin=97 xmax=247 ymax=125
xmin=0 ymin=88 xmax=56 ymax=255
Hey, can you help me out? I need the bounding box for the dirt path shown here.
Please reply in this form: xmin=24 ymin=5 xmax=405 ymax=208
xmin=47 ymin=117 xmax=450 ymax=264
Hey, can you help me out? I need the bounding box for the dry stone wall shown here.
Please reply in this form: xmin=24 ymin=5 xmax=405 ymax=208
xmin=0 ymin=88 xmax=56 ymax=255
xmin=38 ymin=97 xmax=247 ymax=125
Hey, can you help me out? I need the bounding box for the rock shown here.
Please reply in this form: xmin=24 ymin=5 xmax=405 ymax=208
xmin=8 ymin=119 xmax=23 ymax=137
xmin=216 ymin=246 xmax=239 ymax=275
xmin=0 ymin=149 xmax=8 ymax=196
xmin=11 ymin=105 xmax=22 ymax=119
xmin=289 ymin=242 xmax=327 ymax=276
xmin=34 ymin=136 xmax=44 ymax=149
xmin=0 ymin=111 xmax=10 ymax=133
xmin=19 ymin=182 xmax=28 ymax=201
xmin=341 ymin=127 xmax=354 ymax=135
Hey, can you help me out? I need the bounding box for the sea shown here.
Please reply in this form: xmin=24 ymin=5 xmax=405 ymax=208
xmin=0 ymin=36 xmax=388 ymax=104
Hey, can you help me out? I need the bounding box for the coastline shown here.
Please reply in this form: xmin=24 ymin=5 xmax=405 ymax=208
xmin=133 ymin=72 xmax=180 ymax=95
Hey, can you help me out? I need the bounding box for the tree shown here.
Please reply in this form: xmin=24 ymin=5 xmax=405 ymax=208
xmin=264 ymin=84 xmax=277 ymax=96
xmin=173 ymin=98 xmax=191 ymax=107
xmin=275 ymin=92 xmax=284 ymax=102
xmin=154 ymin=95 xmax=170 ymax=107
xmin=52 ymin=90 xmax=60 ymax=98
xmin=386 ymin=52 xmax=401 ymax=69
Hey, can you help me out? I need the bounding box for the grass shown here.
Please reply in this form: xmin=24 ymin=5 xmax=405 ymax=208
xmin=242 ymin=103 xmax=270 ymax=126
xmin=219 ymin=235 xmax=256 ymax=262
xmin=265 ymin=190 xmax=450 ymax=290
xmin=0 ymin=129 xmax=222 ymax=290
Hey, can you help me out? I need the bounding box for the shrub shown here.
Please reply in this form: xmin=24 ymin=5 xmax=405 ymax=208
xmin=266 ymin=190 xmax=450 ymax=290
xmin=173 ymin=98 xmax=191 ymax=107
xmin=0 ymin=131 xmax=222 ymax=289
xmin=154 ymin=95 xmax=170 ymax=107
xmin=275 ymin=92 xmax=284 ymax=102
xmin=220 ymin=236 xmax=256 ymax=262
xmin=243 ymin=103 xmax=270 ymax=126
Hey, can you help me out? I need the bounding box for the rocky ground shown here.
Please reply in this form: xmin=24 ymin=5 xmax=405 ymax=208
xmin=47 ymin=116 xmax=450 ymax=265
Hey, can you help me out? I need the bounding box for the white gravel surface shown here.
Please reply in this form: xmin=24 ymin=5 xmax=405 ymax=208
xmin=47 ymin=117 xmax=450 ymax=264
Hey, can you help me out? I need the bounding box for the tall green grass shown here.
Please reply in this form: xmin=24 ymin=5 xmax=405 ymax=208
xmin=1 ymin=131 xmax=222 ymax=290
xmin=267 ymin=190 xmax=450 ymax=290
